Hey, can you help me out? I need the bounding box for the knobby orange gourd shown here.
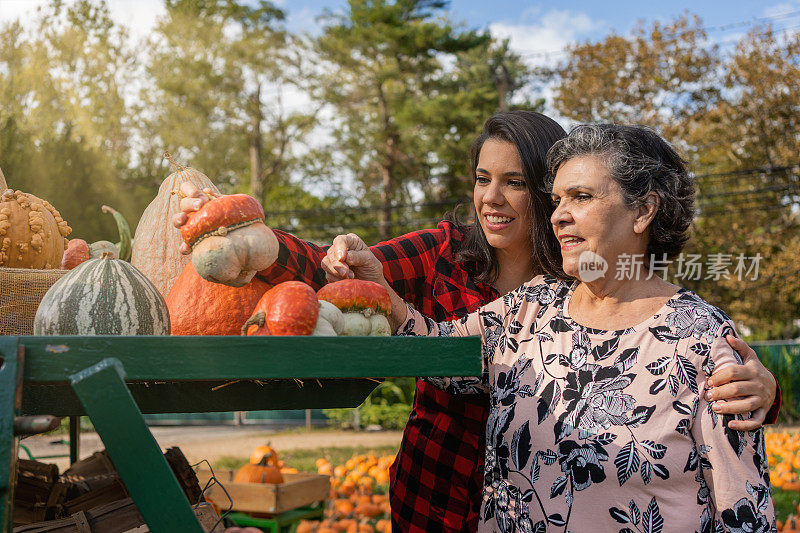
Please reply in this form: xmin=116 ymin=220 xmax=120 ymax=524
xmin=242 ymin=281 xmax=319 ymax=336
xmin=0 ymin=178 xmax=71 ymax=269
xmin=180 ymin=192 xmax=278 ymax=287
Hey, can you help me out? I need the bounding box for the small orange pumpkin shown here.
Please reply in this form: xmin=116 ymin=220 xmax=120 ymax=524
xmin=249 ymin=444 xmax=280 ymax=466
xmin=61 ymin=239 xmax=92 ymax=269
xmin=233 ymin=455 xmax=284 ymax=484
xmin=354 ymin=502 xmax=381 ymax=519
xmin=242 ymin=281 xmax=319 ymax=336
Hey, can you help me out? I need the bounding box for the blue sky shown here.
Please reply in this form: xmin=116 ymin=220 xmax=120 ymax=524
xmin=287 ymin=0 xmax=793 ymax=29
xmin=3 ymin=0 xmax=799 ymax=55
xmin=274 ymin=0 xmax=800 ymax=67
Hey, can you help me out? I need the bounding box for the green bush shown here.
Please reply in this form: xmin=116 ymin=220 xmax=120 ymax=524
xmin=323 ymin=378 xmax=415 ymax=430
xmin=360 ymin=403 xmax=412 ymax=430
xmin=753 ymin=342 xmax=800 ymax=422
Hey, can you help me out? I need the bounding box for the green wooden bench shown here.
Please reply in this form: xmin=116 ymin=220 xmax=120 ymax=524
xmin=0 ymin=335 xmax=480 ymax=532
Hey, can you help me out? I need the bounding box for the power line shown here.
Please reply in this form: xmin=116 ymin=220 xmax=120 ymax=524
xmin=258 ymin=163 xmax=798 ymax=220
xmin=263 ymin=199 xmax=463 ymax=218
xmin=517 ymin=10 xmax=800 ymax=60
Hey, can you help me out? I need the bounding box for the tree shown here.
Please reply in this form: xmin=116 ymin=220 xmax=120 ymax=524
xmin=140 ymin=0 xmax=320 ymax=207
xmin=0 ymin=0 xmax=142 ymax=242
xmin=551 ymin=14 xmax=800 ymax=335
xmin=421 ymin=36 xmax=541 ymax=201
xmin=312 ymin=0 xmax=488 ymax=241
xmin=553 ymin=13 xmax=720 ymax=140
xmin=686 ymin=26 xmax=800 ymax=336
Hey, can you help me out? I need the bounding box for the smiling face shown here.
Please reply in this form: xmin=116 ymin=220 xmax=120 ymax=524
xmin=550 ymin=155 xmax=653 ymax=281
xmin=473 ymin=138 xmax=534 ymax=258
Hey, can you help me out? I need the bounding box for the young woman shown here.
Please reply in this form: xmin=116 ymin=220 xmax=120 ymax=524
xmin=175 ymin=112 xmax=778 ymax=532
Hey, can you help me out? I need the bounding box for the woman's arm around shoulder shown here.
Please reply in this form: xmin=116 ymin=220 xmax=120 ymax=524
xmin=689 ymin=322 xmax=775 ymax=532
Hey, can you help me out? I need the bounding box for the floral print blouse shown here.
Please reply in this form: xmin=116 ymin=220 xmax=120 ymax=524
xmin=397 ymin=275 xmax=775 ymax=533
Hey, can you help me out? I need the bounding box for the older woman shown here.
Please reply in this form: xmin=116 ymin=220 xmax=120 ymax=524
xmin=372 ymin=124 xmax=774 ymax=532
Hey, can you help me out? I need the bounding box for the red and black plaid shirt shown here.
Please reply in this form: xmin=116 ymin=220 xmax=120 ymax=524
xmin=257 ymin=220 xmax=495 ymax=531
xmin=256 ymin=220 xmax=781 ymax=532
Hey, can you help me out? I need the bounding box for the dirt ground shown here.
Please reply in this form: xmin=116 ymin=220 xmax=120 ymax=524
xmin=20 ymin=424 xmax=799 ymax=471
xmin=20 ymin=426 xmax=404 ymax=471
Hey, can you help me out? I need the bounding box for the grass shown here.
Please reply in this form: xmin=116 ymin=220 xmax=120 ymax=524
xmin=214 ymin=444 xmax=400 ymax=473
xmin=775 ymin=487 xmax=800 ymax=523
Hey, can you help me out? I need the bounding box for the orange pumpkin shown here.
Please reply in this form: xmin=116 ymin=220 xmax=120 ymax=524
xmin=233 ymin=455 xmax=284 ymax=484
xmin=316 ymin=279 xmax=390 ymax=315
xmin=166 ymin=262 xmax=271 ymax=335
xmin=242 ymin=281 xmax=319 ymax=336
xmin=316 ymin=280 xmax=391 ymax=336
xmin=249 ymin=444 xmax=280 ymax=466
xmin=354 ymin=502 xmax=381 ymax=519
xmin=295 ymin=521 xmax=317 ymax=533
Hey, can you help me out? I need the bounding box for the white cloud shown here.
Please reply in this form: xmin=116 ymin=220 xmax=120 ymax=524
xmin=105 ymin=0 xmax=165 ymax=43
xmin=762 ymin=0 xmax=800 ymax=18
xmin=489 ymin=8 xmax=603 ymax=68
xmin=0 ymin=0 xmax=48 ymax=25
xmin=286 ymin=6 xmax=324 ymax=36
xmin=487 ymin=8 xmax=603 ymax=125
xmin=0 ymin=0 xmax=163 ymax=42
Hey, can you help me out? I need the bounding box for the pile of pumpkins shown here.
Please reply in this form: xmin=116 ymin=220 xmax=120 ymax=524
xmin=221 ymin=448 xmax=393 ymax=533
xmin=294 ymin=454 xmax=394 ymax=533
xmin=767 ymin=432 xmax=800 ymax=492
xmin=5 ymin=155 xmax=392 ymax=337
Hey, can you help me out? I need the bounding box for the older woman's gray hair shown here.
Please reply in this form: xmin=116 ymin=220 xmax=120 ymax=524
xmin=546 ymin=124 xmax=695 ymax=260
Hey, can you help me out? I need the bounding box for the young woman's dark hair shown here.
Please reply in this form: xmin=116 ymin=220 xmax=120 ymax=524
xmin=453 ymin=111 xmax=568 ymax=283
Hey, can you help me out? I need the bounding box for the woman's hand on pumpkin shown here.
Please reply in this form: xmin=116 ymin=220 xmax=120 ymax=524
xmin=322 ymin=233 xmax=384 ymax=284
xmin=171 ymin=181 xmax=214 ymax=254
xmin=704 ymin=334 xmax=777 ymax=430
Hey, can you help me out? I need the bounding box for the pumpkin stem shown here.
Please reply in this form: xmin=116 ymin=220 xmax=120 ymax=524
xmin=163 ymin=151 xmax=186 ymax=172
xmin=241 ymin=310 xmax=266 ymax=335
xmin=101 ymin=251 xmax=115 ymax=260
xmin=101 ymin=205 xmax=132 ymax=262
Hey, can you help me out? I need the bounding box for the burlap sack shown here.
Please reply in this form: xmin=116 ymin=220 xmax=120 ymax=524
xmin=0 ymin=267 xmax=67 ymax=335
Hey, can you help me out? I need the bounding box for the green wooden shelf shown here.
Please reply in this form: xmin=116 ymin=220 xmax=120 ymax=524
xmin=0 ymin=335 xmax=480 ymax=533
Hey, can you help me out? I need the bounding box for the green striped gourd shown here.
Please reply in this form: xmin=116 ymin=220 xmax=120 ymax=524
xmin=34 ymin=254 xmax=170 ymax=335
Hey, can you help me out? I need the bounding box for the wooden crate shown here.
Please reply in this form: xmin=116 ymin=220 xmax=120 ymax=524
xmin=195 ymin=470 xmax=330 ymax=515
xmin=12 ymin=499 xmax=219 ymax=532
xmin=13 ymin=460 xmax=64 ymax=526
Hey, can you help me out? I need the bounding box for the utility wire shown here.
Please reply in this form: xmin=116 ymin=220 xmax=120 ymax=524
xmin=261 ymin=163 xmax=798 ymax=220
xmin=518 ymin=10 xmax=800 ymax=60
